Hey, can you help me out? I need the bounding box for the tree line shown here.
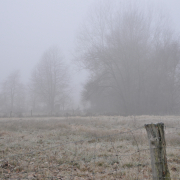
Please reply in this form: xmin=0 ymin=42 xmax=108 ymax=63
xmin=1 ymin=0 xmax=180 ymax=116
xmin=0 ymin=47 xmax=72 ymax=116
xmin=77 ymin=0 xmax=180 ymax=115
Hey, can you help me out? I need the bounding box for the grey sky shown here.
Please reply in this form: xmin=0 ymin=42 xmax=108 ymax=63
xmin=0 ymin=0 xmax=180 ymax=105
xmin=0 ymin=0 xmax=94 ymax=81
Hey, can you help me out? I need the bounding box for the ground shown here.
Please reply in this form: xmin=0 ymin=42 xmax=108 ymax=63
xmin=0 ymin=116 xmax=180 ymax=179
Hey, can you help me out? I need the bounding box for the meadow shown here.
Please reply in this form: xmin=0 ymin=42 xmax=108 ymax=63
xmin=0 ymin=116 xmax=180 ymax=179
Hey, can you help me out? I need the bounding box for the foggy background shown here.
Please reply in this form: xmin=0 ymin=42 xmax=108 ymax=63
xmin=0 ymin=0 xmax=94 ymax=105
xmin=1 ymin=0 xmax=180 ymax=116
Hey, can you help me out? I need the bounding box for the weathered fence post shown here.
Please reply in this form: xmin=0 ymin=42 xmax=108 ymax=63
xmin=145 ymin=123 xmax=170 ymax=180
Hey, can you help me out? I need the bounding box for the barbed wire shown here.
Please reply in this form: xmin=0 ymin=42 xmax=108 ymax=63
xmin=0 ymin=126 xmax=143 ymax=161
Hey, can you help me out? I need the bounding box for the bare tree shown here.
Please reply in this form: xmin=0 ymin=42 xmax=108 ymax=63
xmin=1 ymin=70 xmax=26 ymax=114
xmin=77 ymin=0 xmax=180 ymax=115
xmin=30 ymin=47 xmax=70 ymax=115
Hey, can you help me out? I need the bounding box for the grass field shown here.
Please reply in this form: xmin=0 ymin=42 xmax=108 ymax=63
xmin=0 ymin=116 xmax=180 ymax=179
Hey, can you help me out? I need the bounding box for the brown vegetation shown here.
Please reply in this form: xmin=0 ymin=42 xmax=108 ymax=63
xmin=0 ymin=116 xmax=180 ymax=179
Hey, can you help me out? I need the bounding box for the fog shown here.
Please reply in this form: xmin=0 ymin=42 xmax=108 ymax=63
xmin=1 ymin=0 xmax=180 ymax=116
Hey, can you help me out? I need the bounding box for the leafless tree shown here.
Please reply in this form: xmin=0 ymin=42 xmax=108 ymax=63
xmin=30 ymin=47 xmax=70 ymax=115
xmin=77 ymin=0 xmax=180 ymax=115
xmin=1 ymin=70 xmax=26 ymax=114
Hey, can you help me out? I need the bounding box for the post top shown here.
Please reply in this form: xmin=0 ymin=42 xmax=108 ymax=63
xmin=144 ymin=122 xmax=164 ymax=127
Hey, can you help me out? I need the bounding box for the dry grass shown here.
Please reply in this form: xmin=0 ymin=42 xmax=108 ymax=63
xmin=0 ymin=116 xmax=180 ymax=179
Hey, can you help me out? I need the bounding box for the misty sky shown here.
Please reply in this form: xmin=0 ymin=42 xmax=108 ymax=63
xmin=0 ymin=0 xmax=180 ymax=103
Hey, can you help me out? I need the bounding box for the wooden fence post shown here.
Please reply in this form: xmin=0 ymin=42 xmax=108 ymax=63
xmin=145 ymin=123 xmax=170 ymax=180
